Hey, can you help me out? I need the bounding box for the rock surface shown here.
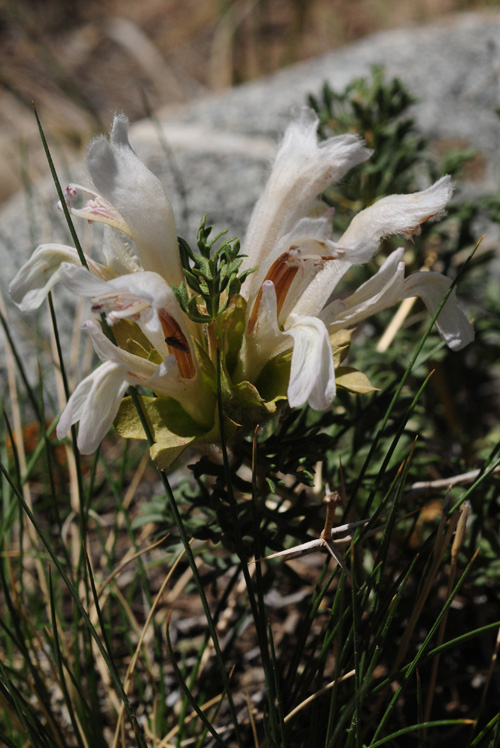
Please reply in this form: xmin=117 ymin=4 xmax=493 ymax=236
xmin=2 ymin=11 xmax=500 ymax=384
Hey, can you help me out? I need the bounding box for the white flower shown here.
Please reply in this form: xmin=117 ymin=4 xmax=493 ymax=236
xmin=10 ymin=113 xmax=181 ymax=312
xmin=236 ymin=108 xmax=474 ymax=410
xmin=10 ymin=107 xmax=474 ymax=458
xmin=10 ymin=115 xmax=212 ymax=454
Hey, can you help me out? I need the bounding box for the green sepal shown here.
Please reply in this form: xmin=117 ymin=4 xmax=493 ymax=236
xmin=214 ymin=294 xmax=247 ymax=377
xmin=109 ymin=319 xmax=163 ymax=364
xmin=192 ymin=340 xmax=217 ymax=396
xmin=335 ymin=366 xmax=378 ymax=394
xmin=331 ymin=328 xmax=353 ymax=367
xmin=223 ymin=378 xmax=280 ymax=427
xmin=254 ymin=352 xmax=292 ymax=403
xmin=114 ymin=395 xmax=208 ymax=441
xmin=114 ymin=395 xmax=215 ymax=469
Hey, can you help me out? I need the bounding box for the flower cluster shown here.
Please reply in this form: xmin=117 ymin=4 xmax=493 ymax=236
xmin=10 ymin=110 xmax=474 ymax=466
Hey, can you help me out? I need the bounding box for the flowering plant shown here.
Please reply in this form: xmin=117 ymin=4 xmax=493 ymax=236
xmin=10 ymin=109 xmax=473 ymax=467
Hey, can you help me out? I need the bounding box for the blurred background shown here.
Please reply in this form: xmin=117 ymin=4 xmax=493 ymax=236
xmin=0 ymin=0 xmax=497 ymax=205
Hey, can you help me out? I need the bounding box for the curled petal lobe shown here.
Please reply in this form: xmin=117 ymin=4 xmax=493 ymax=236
xmin=60 ymin=184 xmax=131 ymax=236
xmin=87 ymin=114 xmax=182 ymax=285
xmin=9 ymin=245 xmax=109 ymax=312
xmin=340 ymin=176 xmax=454 ymax=257
xmin=292 ymin=177 xmax=454 ymax=320
xmin=56 ymin=362 xmax=130 ymax=454
xmin=404 ymin=271 xmax=474 ymax=350
xmin=322 ymin=248 xmax=406 ymax=329
xmin=286 ymin=315 xmax=335 ymax=411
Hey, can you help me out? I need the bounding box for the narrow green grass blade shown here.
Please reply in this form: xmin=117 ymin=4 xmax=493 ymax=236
xmin=325 ymin=575 xmax=347 ymax=745
xmin=165 ymin=621 xmax=228 ymax=748
xmin=363 ymin=554 xmax=419 ymax=686
xmin=290 ymin=569 xmax=346 ymax=707
xmin=287 ymin=561 xmax=341 ymax=698
xmin=125 ymin=388 xmax=243 ymax=748
xmin=48 ymin=571 xmax=87 ymax=748
xmin=449 ymin=455 xmax=500 ymax=513
xmin=369 ymin=551 xmax=478 ymax=744
xmin=352 ymin=369 xmax=433 ymax=520
xmin=0 ymin=728 xmax=19 ymax=748
xmin=0 ymin=459 xmax=148 ymax=745
xmin=194 ymin=688 xmax=227 ymax=748
xmin=348 ymin=239 xmax=480 ymax=513
xmin=83 ymin=545 xmax=148 ymax=748
xmin=215 ymin=345 xmax=277 ymax=747
xmin=47 ymin=293 xmax=70 ymax=401
xmin=416 ymin=671 xmax=425 ymax=748
xmin=0 ymin=310 xmax=42 ymax=422
xmin=176 ymin=565 xmax=242 ymax=739
xmin=0 ymin=659 xmax=52 ymax=748
xmin=33 ymin=107 xmax=88 ymax=268
xmin=475 ymin=711 xmax=500 ymax=747
xmin=0 ymin=553 xmax=63 ymax=740
xmin=346 ymin=547 xmax=361 ymax=748
xmin=268 ymin=621 xmax=287 ymax=747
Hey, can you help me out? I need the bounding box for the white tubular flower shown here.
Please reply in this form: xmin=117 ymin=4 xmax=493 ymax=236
xmin=57 ymin=266 xmax=207 ymax=388
xmin=83 ymin=115 xmax=182 ymax=285
xmin=293 ymin=176 xmax=455 ymax=320
xmin=237 ymin=110 xmax=474 ymax=412
xmin=241 ymin=107 xmax=372 ymax=291
xmin=9 ymin=114 xmax=181 ymax=314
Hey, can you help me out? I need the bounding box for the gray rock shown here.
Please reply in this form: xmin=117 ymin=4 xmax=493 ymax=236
xmin=2 ymin=11 xmax=500 ymax=396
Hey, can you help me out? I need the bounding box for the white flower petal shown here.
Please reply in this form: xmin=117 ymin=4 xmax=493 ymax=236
xmin=292 ymin=178 xmax=454 ymax=321
xmin=60 ymin=266 xmax=171 ymax=309
xmin=82 ymin=320 xmax=202 ymax=405
xmin=56 ymin=362 xmax=129 ymax=454
xmin=102 ymin=227 xmax=143 ymax=275
xmin=286 ymin=315 xmax=335 ymax=411
xmin=242 ymin=107 xmax=371 ymax=275
xmin=404 ymin=271 xmax=474 ymax=350
xmin=60 ymin=184 xmax=131 ymax=236
xmin=322 ymin=248 xmax=406 ymax=329
xmin=339 ymin=176 xmax=454 ymax=257
xmin=9 ymin=244 xmax=109 ymax=312
xmin=87 ymin=114 xmax=182 ymax=285
xmin=82 ymin=320 xmax=158 ymax=378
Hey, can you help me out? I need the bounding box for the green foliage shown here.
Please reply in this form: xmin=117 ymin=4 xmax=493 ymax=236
xmin=308 ymin=66 xmax=496 ymax=275
xmin=173 ymin=215 xmax=256 ymax=323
